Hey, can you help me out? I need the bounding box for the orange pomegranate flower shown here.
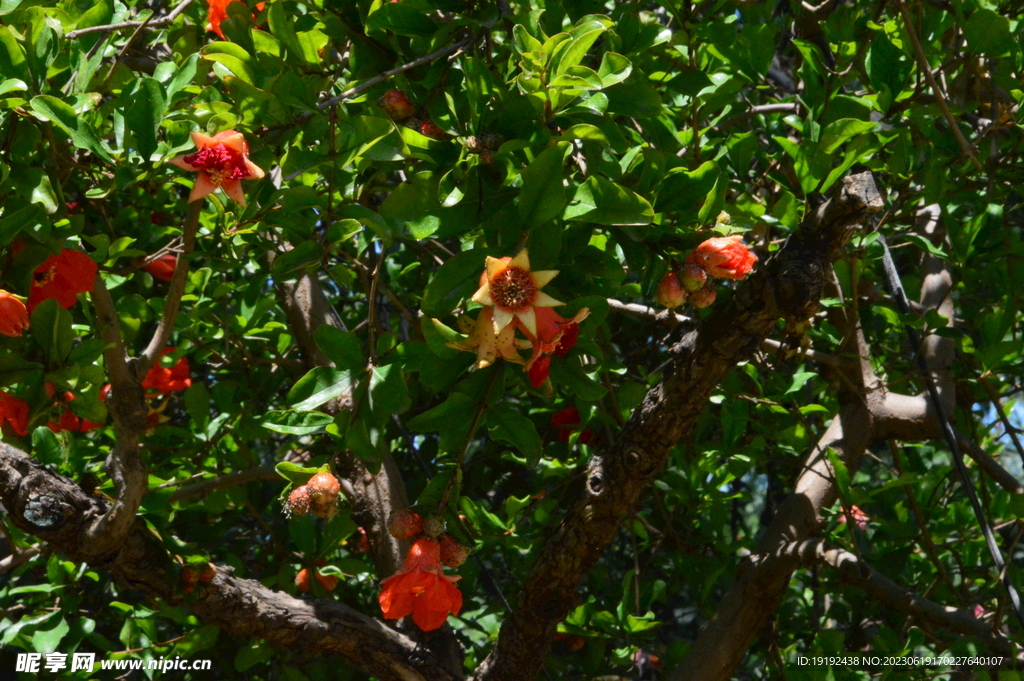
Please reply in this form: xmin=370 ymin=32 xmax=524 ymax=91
xmin=140 ymin=254 xmax=177 ymax=282
xmin=471 ymin=249 xmax=562 ymax=337
xmin=206 ymin=0 xmax=265 ymax=40
xmin=0 ymin=290 xmax=29 ymax=337
xmin=28 ymin=249 xmax=98 ymax=314
xmin=142 ymin=354 xmax=192 ymax=395
xmin=169 ymin=130 xmax=265 ymax=206
xmin=0 ymin=391 xmax=29 ymax=436
xmin=379 ymin=537 xmax=462 ymax=632
xmin=686 ymin=236 xmax=758 ymax=281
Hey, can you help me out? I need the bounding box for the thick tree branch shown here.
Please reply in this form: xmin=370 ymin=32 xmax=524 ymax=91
xmin=0 ymin=442 xmax=457 ymax=681
xmin=472 ymin=172 xmax=884 ymax=681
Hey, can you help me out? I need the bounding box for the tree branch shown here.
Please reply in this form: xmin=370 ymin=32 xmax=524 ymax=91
xmin=472 ymin=172 xmax=883 ymax=681
xmin=0 ymin=442 xmax=458 ymax=681
xmin=65 ymin=0 xmax=194 ymax=39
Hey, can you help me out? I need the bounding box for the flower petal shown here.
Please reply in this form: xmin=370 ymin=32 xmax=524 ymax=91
xmin=215 ymin=131 xmax=247 ymax=152
xmin=532 ymin=291 xmax=563 ymax=308
xmin=189 ymin=131 xmax=217 ymax=149
xmin=491 ymin=307 xmax=514 ymax=334
xmin=168 ymin=156 xmax=198 ymax=171
xmin=484 ymin=256 xmax=507 ymax=279
xmin=188 ymin=174 xmax=219 ymax=203
xmin=508 ymin=249 xmax=530 ymax=271
xmin=221 ymin=179 xmax=247 ymax=206
xmin=245 ymin=159 xmax=265 ymax=179
xmin=471 ymin=283 xmax=493 ymax=306
xmin=530 ymin=270 xmax=558 ymax=288
xmin=516 ymin=306 xmax=537 ymax=337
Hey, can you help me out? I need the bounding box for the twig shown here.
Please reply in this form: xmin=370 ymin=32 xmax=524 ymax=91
xmin=168 ymin=467 xmax=280 ymax=503
xmin=0 ymin=547 xmax=42 ymax=575
xmin=135 ymin=200 xmax=203 ymax=379
xmin=953 ymin=428 xmax=1024 ymax=496
xmin=896 ymin=0 xmax=983 ymax=171
xmin=606 ymin=298 xmax=844 ymax=366
xmin=979 ymin=377 xmax=1024 ymax=471
xmin=311 ymin=35 xmax=477 ymax=114
xmin=66 ymin=0 xmax=194 ymax=39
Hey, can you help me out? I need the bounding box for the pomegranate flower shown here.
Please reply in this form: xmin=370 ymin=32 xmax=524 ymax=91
xmin=686 ymin=235 xmax=758 ymax=280
xmin=521 ymin=305 xmax=590 ymax=372
xmin=379 ymin=537 xmax=462 ymax=632
xmin=0 ymin=392 xmax=29 ymax=436
xmin=140 ymin=254 xmax=177 ymax=282
xmin=169 ymin=130 xmax=264 ymax=206
xmin=550 ymin=406 xmax=594 ymax=444
xmin=142 ymin=355 xmax=192 ymax=395
xmin=0 ymin=291 xmax=29 ymax=336
xmin=447 ymin=307 xmax=531 ymax=369
xmin=472 ymin=249 xmax=562 ymax=337
xmin=206 ymin=0 xmax=265 ymax=40
xmin=28 ymin=249 xmax=98 ymax=314
xmin=840 ymin=505 xmax=869 ymax=531
xmin=47 ymin=392 xmax=104 ymax=434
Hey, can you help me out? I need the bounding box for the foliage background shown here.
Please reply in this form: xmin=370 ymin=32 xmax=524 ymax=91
xmin=0 ymin=0 xmax=1022 ymax=679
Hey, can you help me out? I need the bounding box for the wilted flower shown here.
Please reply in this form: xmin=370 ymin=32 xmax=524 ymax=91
xmin=379 ymin=537 xmax=463 ymax=631
xmin=472 ymin=249 xmax=562 ymax=337
xmin=28 ymin=249 xmax=98 ymax=314
xmin=686 ymin=235 xmax=758 ymax=280
xmin=169 ymin=130 xmax=265 ymax=206
xmin=0 ymin=291 xmax=29 ymax=337
xmin=447 ymin=307 xmax=530 ymax=369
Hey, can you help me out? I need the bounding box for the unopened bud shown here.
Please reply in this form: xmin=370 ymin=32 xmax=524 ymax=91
xmin=680 ymin=263 xmax=707 ymax=292
xmin=440 ymin=534 xmax=470 ymax=567
xmin=690 ymin=285 xmax=717 ymax=308
xmin=423 ymin=515 xmax=446 ymax=539
xmin=656 ymin=272 xmax=687 ymax=308
xmin=388 ymin=509 xmax=424 ymax=539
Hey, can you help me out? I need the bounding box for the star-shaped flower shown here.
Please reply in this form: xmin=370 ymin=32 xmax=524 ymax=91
xmin=169 ymin=130 xmax=265 ymax=206
xmin=471 ymin=249 xmax=561 ymax=337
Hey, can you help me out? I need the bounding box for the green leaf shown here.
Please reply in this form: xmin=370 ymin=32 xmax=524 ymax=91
xmin=31 ymin=298 xmax=74 ymax=365
xmin=344 ymin=418 xmax=385 ymax=473
xmin=0 ymin=204 xmax=45 ymax=246
xmin=262 ymin=410 xmax=335 ymax=435
xmin=287 ymin=367 xmax=354 ymax=411
xmin=487 ymin=406 xmax=543 ymax=467
xmin=550 ymin=359 xmax=607 ymax=400
xmin=517 ymin=142 xmax=570 ymax=229
xmin=274 ymin=461 xmax=322 ymax=486
xmin=421 ymin=248 xmax=491 ymax=317
xmin=202 ymin=42 xmax=256 ymax=84
xmin=819 ymin=118 xmax=875 ymax=154
xmin=421 ymin=317 xmax=464 ymax=359
xmin=32 ymin=427 xmax=63 ymax=467
xmin=313 ymin=326 xmax=364 ymax=372
xmin=365 ymin=3 xmax=437 ymax=37
xmin=784 ymin=370 xmax=817 ymax=395
xmin=564 ymin=176 xmax=654 ymax=226
xmin=824 ymin=447 xmax=851 ymax=497
xmin=369 ymin=362 xmax=410 ymax=415
xmin=552 ymin=27 xmax=606 ymax=77
xmin=124 ymin=77 xmax=166 ymax=161
xmin=31 ymin=615 xmax=68 ymax=655
xmin=235 ymin=640 xmax=275 ymax=672
xmin=656 ymin=161 xmax=719 ymax=218
xmin=0 ymin=27 xmax=27 ymax=82
xmin=597 ymin=52 xmax=632 ymax=87
xmin=963 ymin=9 xmax=1012 ymax=56
xmin=271 ymin=242 xmax=321 ymax=277
xmin=183 ymin=382 xmax=211 ymax=433
xmin=415 ymin=467 xmax=461 ymax=514
xmin=30 ymin=95 xmax=113 ymax=164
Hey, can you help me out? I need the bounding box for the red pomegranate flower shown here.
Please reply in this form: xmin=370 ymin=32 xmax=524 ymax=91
xmin=521 ymin=306 xmax=589 ymax=373
xmin=169 ymin=130 xmax=265 ymax=206
xmin=141 ymin=254 xmax=177 ymax=282
xmin=47 ymin=392 xmax=104 ymax=434
xmin=550 ymin=406 xmax=594 ymax=444
xmin=686 ymin=236 xmax=758 ymax=281
xmin=28 ymin=249 xmax=98 ymax=314
xmin=379 ymin=537 xmax=463 ymax=632
xmin=142 ymin=354 xmax=192 ymax=395
xmin=472 ymin=249 xmax=562 ymax=337
xmin=0 ymin=392 xmax=29 ymax=436
xmin=527 ymin=355 xmax=551 ymax=389
xmin=0 ymin=290 xmax=29 ymax=336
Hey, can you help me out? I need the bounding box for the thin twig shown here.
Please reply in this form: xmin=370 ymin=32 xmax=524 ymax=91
xmin=168 ymin=467 xmax=280 ymax=503
xmin=136 ymin=200 xmax=203 ymax=379
xmin=896 ymin=0 xmax=983 ymax=171
xmin=66 ymin=0 xmax=194 ymax=39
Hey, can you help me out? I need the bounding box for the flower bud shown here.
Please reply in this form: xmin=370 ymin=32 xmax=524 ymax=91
xmin=307 ymin=472 xmax=341 ymax=506
xmin=690 ymin=285 xmax=717 ymax=309
xmin=440 ymin=534 xmax=470 ymax=567
xmin=423 ymin=515 xmax=446 ymax=540
xmin=388 ymin=509 xmax=424 ymax=539
xmin=656 ymin=272 xmax=687 ymax=308
xmin=680 ymin=264 xmax=707 ymax=292
xmin=286 ymin=485 xmax=312 ymax=517
xmin=379 ymin=89 xmax=415 ymax=120
xmin=420 ymin=120 xmax=446 ymax=140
